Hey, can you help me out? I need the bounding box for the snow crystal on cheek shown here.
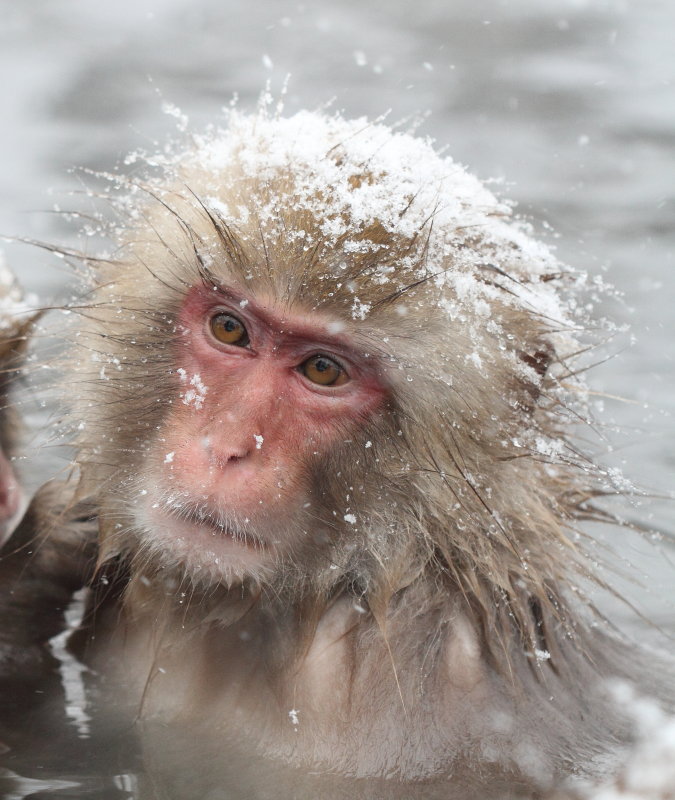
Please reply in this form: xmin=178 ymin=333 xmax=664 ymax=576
xmin=178 ymin=371 xmax=208 ymax=411
xmin=254 ymin=434 xmax=263 ymax=450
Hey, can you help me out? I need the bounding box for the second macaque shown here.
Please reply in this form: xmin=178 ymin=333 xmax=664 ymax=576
xmin=0 ymin=259 xmax=36 ymax=546
xmin=48 ymin=110 xmax=673 ymax=797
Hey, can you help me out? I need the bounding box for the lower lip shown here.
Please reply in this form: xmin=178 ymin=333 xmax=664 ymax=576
xmin=148 ymin=503 xmax=265 ymax=552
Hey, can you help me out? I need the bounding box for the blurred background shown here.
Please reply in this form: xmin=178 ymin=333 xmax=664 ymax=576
xmin=0 ymin=0 xmax=673 ymax=610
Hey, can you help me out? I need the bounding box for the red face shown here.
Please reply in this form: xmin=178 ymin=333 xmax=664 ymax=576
xmin=137 ymin=285 xmax=387 ymax=583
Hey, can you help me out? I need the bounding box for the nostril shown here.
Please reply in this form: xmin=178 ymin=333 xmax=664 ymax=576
xmin=210 ymin=447 xmax=252 ymax=469
xmin=200 ymin=436 xmax=254 ymax=469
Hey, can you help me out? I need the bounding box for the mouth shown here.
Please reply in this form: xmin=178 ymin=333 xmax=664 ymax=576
xmin=157 ymin=497 xmax=267 ymax=551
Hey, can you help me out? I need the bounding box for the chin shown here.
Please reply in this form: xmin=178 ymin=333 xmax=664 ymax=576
xmin=134 ymin=496 xmax=278 ymax=588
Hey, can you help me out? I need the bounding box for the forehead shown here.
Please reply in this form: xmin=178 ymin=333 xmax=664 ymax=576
xmin=181 ymin=282 xmax=354 ymax=340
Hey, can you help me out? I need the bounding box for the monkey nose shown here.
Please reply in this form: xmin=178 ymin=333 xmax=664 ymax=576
xmin=200 ymin=434 xmax=254 ymax=469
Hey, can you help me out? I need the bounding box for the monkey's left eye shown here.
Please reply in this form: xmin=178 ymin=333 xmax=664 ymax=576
xmin=300 ymin=355 xmax=349 ymax=387
xmin=209 ymin=313 xmax=250 ymax=347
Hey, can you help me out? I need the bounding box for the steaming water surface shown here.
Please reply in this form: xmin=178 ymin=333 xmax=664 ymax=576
xmin=0 ymin=0 xmax=673 ymax=797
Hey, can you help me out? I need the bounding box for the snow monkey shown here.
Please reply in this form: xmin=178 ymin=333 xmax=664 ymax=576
xmin=0 ymin=260 xmax=37 ymax=546
xmin=2 ymin=110 xmax=673 ymax=798
xmin=0 ymin=263 xmax=94 ymax=738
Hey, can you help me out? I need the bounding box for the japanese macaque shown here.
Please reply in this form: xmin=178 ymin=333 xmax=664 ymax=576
xmin=0 ymin=263 xmax=95 ymax=754
xmin=5 ymin=110 xmax=674 ymax=798
xmin=0 ymin=259 xmax=36 ymax=546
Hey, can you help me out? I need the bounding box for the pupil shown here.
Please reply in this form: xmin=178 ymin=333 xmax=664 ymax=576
xmin=315 ymin=359 xmax=330 ymax=372
xmin=225 ymin=319 xmax=237 ymax=332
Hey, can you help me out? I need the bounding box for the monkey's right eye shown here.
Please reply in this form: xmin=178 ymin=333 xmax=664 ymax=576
xmin=209 ymin=313 xmax=250 ymax=347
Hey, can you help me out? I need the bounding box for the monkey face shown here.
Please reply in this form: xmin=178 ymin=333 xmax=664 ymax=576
xmin=133 ymin=283 xmax=387 ymax=584
xmin=70 ymin=111 xmax=582 ymax=611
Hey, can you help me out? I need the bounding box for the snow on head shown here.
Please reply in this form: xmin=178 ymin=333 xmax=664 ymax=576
xmin=159 ymin=108 xmax=572 ymax=333
xmin=189 ymin=110 xmax=500 ymax=242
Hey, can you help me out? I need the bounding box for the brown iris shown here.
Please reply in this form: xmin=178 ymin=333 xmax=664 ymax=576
xmin=301 ymin=355 xmax=348 ymax=386
xmin=210 ymin=313 xmax=249 ymax=347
